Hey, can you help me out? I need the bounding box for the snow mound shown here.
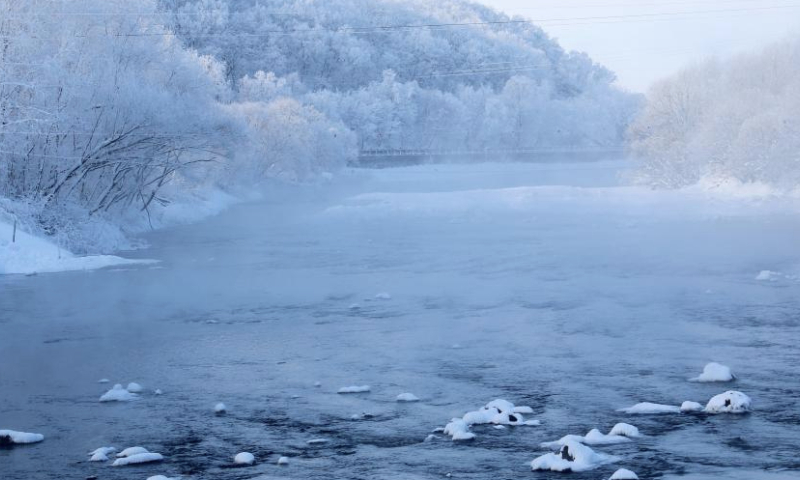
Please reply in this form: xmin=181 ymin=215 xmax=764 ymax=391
xmin=443 ymin=419 xmax=475 ymax=441
xmin=147 ymin=476 xmax=178 ymax=480
xmin=442 ymin=399 xmax=539 ymax=441
xmin=234 ymin=452 xmax=255 ymax=465
xmin=375 ymin=292 xmax=392 ymax=300
xmin=608 ymin=423 xmax=640 ymax=437
xmin=214 ymin=402 xmax=227 ymax=414
xmin=117 ymin=446 xmax=150 ymax=458
xmin=338 ymin=385 xmax=371 ymax=394
xmin=681 ymin=401 xmax=704 ymax=412
xmin=542 ymin=424 xmax=638 ymax=448
xmin=610 ymin=468 xmax=640 ymax=479
xmin=531 ymin=440 xmax=618 ymax=472
xmin=705 ymin=391 xmax=752 ymax=414
xmin=126 ymin=382 xmax=143 ymax=393
xmin=0 ymin=429 xmax=45 ymax=445
xmin=98 ymin=378 xmax=110 ymax=384
xmin=691 ymin=362 xmax=735 ymax=382
xmin=112 ymin=452 xmax=164 ymax=466
xmin=0 ymin=220 xmax=154 ymax=275
xmin=88 ymin=446 xmax=116 ymax=461
xmin=155 ymin=389 xmax=163 ymax=395
xmin=277 ymin=456 xmax=289 ymax=465
xmin=618 ymin=402 xmax=680 ymax=414
xmin=397 ymin=393 xmax=420 ymax=402
xmin=100 ymin=384 xmax=138 ymax=402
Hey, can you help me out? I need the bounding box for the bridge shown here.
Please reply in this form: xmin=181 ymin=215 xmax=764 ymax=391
xmin=354 ymin=147 xmax=624 ymax=167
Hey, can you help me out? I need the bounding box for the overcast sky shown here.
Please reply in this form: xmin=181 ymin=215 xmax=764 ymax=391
xmin=478 ymin=0 xmax=800 ymax=92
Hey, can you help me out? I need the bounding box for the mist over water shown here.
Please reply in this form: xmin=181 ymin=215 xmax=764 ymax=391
xmin=2 ymin=160 xmax=799 ymax=479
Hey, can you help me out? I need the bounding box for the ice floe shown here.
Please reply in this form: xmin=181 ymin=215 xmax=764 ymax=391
xmin=277 ymin=456 xmax=289 ymax=465
xmin=234 ymin=452 xmax=255 ymax=465
xmin=99 ymin=384 xmax=138 ymax=402
xmin=98 ymin=378 xmax=110 ymax=384
xmin=112 ymin=452 xmax=164 ymax=466
xmin=396 ymin=393 xmax=420 ymax=402
xmin=375 ymin=292 xmax=392 ymax=300
xmin=0 ymin=429 xmax=45 ymax=445
xmin=705 ymin=391 xmax=752 ymax=413
xmin=88 ymin=446 xmax=116 ymax=462
xmin=155 ymin=389 xmax=163 ymax=395
xmin=126 ymin=382 xmax=143 ymax=393
xmin=681 ymin=401 xmax=704 ymax=413
xmin=214 ymin=402 xmax=227 ymax=414
xmin=691 ymin=362 xmax=735 ymax=382
xmin=147 ymin=476 xmax=178 ymax=480
xmin=441 ymin=399 xmax=539 ymax=441
xmin=610 ymin=468 xmax=640 ymax=479
xmin=531 ymin=440 xmax=618 ymax=472
xmin=307 ymin=438 xmax=329 ymax=445
xmin=338 ymin=385 xmax=371 ymax=393
xmin=618 ymin=402 xmax=681 ymax=414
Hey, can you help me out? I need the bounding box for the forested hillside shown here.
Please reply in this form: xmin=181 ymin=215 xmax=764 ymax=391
xmin=163 ymin=0 xmax=639 ymax=152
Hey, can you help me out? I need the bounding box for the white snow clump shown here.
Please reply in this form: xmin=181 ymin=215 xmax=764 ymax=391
xmin=690 ymin=362 xmax=735 ymax=382
xmin=531 ymin=439 xmax=617 ymax=472
xmin=705 ymin=391 xmax=752 ymax=414
xmin=99 ymin=384 xmax=138 ymax=402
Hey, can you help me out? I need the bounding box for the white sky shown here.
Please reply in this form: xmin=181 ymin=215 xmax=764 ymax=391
xmin=478 ymin=0 xmax=800 ymax=92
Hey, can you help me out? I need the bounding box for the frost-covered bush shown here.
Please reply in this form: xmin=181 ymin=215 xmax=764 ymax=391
xmin=628 ymin=38 xmax=800 ymax=189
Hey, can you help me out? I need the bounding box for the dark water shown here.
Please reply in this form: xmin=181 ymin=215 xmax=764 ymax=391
xmin=1 ymin=162 xmax=799 ymax=479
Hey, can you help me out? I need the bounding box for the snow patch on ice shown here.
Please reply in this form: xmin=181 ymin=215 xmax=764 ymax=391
xmin=126 ymin=382 xmax=143 ymax=393
xmin=442 ymin=399 xmax=539 ymax=441
xmin=88 ymin=446 xmax=116 ymax=462
xmin=531 ymin=440 xmax=618 ymax=472
xmin=618 ymin=402 xmax=680 ymax=414
xmin=691 ymin=362 xmax=735 ymax=382
xmin=116 ymin=446 xmax=150 ymax=458
xmin=112 ymin=452 xmax=163 ymax=466
xmin=0 ymin=429 xmax=44 ymax=445
xmin=234 ymin=452 xmax=255 ymax=465
xmin=396 ymin=392 xmax=420 ymax=402
xmin=443 ymin=419 xmax=475 ymax=441
xmin=338 ymin=385 xmax=371 ymax=394
xmin=705 ymin=391 xmax=752 ymax=414
xmin=374 ymin=292 xmax=392 ymax=300
xmin=99 ymin=384 xmax=138 ymax=402
xmin=542 ymin=424 xmax=638 ymax=448
xmin=214 ymin=402 xmax=227 ymax=414
xmin=608 ymin=423 xmax=640 ymax=437
xmin=610 ymin=468 xmax=640 ymax=479
xmin=681 ymin=401 xmax=704 ymax=412
xmin=277 ymin=456 xmax=289 ymax=465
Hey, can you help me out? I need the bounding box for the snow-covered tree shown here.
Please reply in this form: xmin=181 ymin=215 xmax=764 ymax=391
xmin=629 ymin=39 xmax=800 ymax=188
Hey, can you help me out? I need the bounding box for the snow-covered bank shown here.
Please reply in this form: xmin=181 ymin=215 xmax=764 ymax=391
xmin=0 ymin=220 xmax=153 ymax=275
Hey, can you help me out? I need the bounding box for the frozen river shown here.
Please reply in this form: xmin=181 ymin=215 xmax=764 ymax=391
xmin=2 ymin=160 xmax=800 ymax=480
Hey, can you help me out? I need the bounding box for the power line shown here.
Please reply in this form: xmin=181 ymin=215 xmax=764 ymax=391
xmin=2 ymin=4 xmax=800 ymax=39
